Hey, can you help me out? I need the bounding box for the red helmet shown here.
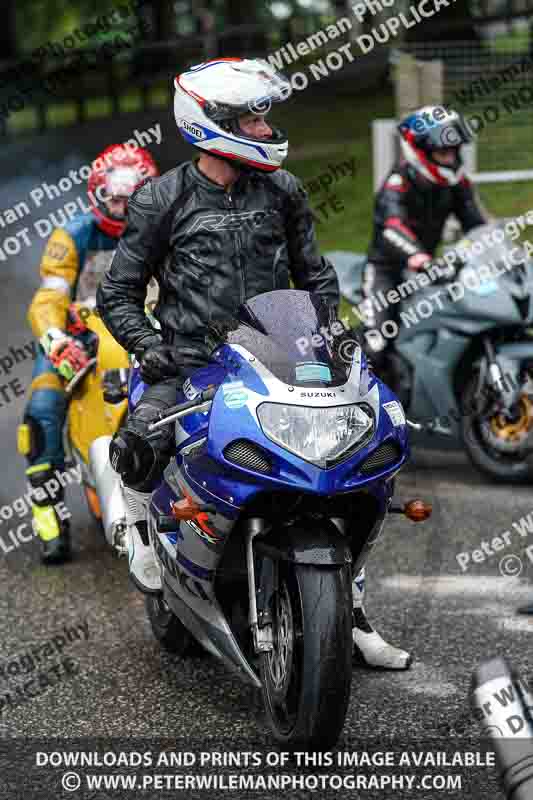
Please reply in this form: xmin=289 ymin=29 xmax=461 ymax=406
xmin=88 ymin=144 xmax=159 ymax=237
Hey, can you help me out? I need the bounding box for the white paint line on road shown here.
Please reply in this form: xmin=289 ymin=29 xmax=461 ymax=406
xmin=402 ymin=663 xmax=458 ymax=698
xmin=382 ymin=574 xmax=528 ymax=598
xmin=498 ymin=616 xmax=533 ymax=633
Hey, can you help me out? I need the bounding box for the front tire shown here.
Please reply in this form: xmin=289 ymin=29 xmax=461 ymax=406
xmin=260 ymin=562 xmax=352 ymax=750
xmin=460 ymin=371 xmax=533 ymax=482
xmin=145 ymin=594 xmax=193 ymax=656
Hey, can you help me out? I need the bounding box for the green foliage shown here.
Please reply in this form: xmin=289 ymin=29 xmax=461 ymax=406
xmin=15 ymin=0 xmax=118 ymax=52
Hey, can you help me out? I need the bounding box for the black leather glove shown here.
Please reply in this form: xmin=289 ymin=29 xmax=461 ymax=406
xmin=138 ymin=343 xmax=183 ymax=384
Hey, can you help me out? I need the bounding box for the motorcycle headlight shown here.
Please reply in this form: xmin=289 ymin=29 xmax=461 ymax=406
xmin=257 ymin=403 xmax=374 ymax=468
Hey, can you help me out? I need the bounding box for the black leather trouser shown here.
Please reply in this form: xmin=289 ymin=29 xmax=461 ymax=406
xmin=120 ymin=357 xmax=210 ymax=492
xmin=360 ymin=262 xmax=400 ymax=370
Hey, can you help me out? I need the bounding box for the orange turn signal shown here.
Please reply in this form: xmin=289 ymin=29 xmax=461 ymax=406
xmin=403 ymin=499 xmax=432 ymax=522
xmin=170 ymin=495 xmax=202 ymax=521
xmin=85 ymin=486 xmax=102 ymax=520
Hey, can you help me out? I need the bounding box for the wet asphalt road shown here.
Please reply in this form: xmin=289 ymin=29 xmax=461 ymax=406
xmin=0 ymin=138 xmax=532 ymax=800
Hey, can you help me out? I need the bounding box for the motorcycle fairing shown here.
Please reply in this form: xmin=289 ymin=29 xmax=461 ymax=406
xmin=149 ymin=473 xmax=261 ymax=687
xmin=179 ymin=344 xmax=408 ymax=502
xmin=397 ymin=283 xmax=521 ymax=347
xmin=395 ymin=254 xmax=533 ymax=427
xmin=68 ymin=311 xmax=129 ymax=463
xmin=397 ymin=328 xmax=468 ymax=428
xmin=150 ymin=477 xmax=231 ymax=605
xmin=149 ymin=337 xmax=406 ymax=579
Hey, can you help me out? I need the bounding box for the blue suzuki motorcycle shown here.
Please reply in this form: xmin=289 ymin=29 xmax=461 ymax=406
xmin=129 ymin=289 xmax=428 ymax=749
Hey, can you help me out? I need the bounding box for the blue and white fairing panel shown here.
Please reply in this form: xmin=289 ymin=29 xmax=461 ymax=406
xmin=178 ymin=341 xmax=409 ymax=508
xmin=174 ymin=363 xmax=229 ymax=446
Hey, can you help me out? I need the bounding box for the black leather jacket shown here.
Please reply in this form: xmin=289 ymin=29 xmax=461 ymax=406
xmin=368 ymin=161 xmax=486 ymax=271
xmin=96 ymin=159 xmax=339 ymax=360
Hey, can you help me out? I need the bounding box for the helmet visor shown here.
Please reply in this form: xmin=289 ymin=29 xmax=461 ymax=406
xmin=422 ymin=115 xmax=474 ymax=150
xmin=199 ymin=59 xmax=292 ymax=121
xmin=105 ymin=166 xmax=142 ymax=198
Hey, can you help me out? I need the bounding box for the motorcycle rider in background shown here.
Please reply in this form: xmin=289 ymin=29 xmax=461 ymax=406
xmin=18 ymin=145 xmax=159 ymax=564
xmin=97 ymin=57 xmax=411 ymax=669
xmin=362 ymin=106 xmax=487 ymax=373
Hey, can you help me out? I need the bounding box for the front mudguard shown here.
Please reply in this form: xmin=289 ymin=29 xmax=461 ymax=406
xmin=259 ymin=520 xmax=352 ymax=566
xmin=253 ymin=520 xmax=354 ymax=652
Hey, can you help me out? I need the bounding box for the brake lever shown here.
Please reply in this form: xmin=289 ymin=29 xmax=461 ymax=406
xmin=407 ymin=418 xmax=453 ymax=437
xmin=64 ymin=358 xmax=97 ymax=396
xmin=147 ymin=386 xmax=218 ymax=432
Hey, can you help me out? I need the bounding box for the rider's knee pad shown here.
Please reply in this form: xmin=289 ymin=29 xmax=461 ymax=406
xmin=110 ymin=426 xmax=173 ymax=492
xmin=112 ymin=392 xmax=176 ymax=490
xmin=21 ymin=386 xmax=67 ymax=464
xmin=109 ymin=429 xmax=161 ymax=491
xmin=18 ymin=415 xmax=46 ymax=463
xmin=25 ymin=463 xmax=65 ymax=507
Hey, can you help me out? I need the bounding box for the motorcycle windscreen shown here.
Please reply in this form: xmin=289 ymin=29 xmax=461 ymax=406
xmin=220 ymin=289 xmax=356 ymax=387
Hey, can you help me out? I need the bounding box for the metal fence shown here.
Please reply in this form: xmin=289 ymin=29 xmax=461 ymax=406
xmin=400 ymin=38 xmax=533 ymax=174
xmin=0 ymin=23 xmax=279 ymax=139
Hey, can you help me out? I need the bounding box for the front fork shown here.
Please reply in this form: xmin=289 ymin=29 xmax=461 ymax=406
xmin=480 ymin=336 xmax=524 ymax=411
xmin=244 ymin=516 xmax=354 ymax=656
xmin=246 ymin=518 xmax=275 ymax=654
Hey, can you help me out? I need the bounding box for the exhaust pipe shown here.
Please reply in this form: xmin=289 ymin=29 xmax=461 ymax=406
xmin=88 ymin=435 xmax=127 ymax=555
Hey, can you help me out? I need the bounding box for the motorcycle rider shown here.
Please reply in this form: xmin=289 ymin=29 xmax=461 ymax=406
xmin=97 ymin=57 xmax=412 ymax=670
xmin=361 ymin=105 xmax=487 ymax=371
xmin=18 ymin=144 xmax=159 ymax=564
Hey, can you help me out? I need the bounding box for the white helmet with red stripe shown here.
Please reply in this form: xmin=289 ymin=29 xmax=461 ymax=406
xmin=174 ymin=58 xmax=292 ymax=172
xmin=398 ymin=106 xmax=474 ymax=187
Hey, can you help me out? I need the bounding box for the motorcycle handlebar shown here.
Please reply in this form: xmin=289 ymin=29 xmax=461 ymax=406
xmin=147 ymin=385 xmax=218 ymax=432
xmin=407 ymin=418 xmax=453 ymax=437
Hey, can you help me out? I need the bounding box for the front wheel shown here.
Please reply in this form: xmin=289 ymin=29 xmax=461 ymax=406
xmin=460 ymin=371 xmax=533 ymax=482
xmin=260 ymin=563 xmax=352 ymax=750
xmin=145 ymin=594 xmax=194 ymax=656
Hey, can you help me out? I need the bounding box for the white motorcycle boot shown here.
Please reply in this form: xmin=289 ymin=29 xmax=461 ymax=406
xmin=352 ymin=567 xmax=412 ymax=670
xmin=124 ymin=486 xmax=162 ymax=594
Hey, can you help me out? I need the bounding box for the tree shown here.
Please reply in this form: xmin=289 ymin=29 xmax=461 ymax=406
xmin=146 ymin=0 xmax=175 ymax=41
xmin=219 ymin=0 xmax=267 ymax=56
xmin=0 ymin=0 xmax=18 ymax=60
xmin=405 ymin=1 xmax=480 ymax=42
